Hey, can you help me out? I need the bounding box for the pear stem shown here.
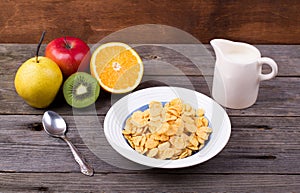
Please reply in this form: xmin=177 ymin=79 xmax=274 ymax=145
xmin=36 ymin=31 xmax=46 ymax=63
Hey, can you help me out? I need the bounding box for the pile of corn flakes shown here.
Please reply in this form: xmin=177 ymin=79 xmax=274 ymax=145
xmin=122 ymin=98 xmax=212 ymax=160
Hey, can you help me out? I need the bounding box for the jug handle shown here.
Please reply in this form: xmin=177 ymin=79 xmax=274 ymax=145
xmin=258 ymin=57 xmax=278 ymax=81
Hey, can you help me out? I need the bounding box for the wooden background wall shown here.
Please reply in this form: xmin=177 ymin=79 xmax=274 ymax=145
xmin=0 ymin=0 xmax=299 ymax=44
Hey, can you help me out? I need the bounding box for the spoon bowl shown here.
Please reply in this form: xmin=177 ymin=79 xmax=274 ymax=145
xmin=42 ymin=111 xmax=66 ymax=137
xmin=42 ymin=110 xmax=94 ymax=176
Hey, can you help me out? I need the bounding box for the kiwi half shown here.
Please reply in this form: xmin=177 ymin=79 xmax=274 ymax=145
xmin=63 ymin=72 xmax=100 ymax=108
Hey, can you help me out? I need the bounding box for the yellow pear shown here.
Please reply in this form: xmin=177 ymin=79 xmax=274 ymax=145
xmin=14 ymin=56 xmax=63 ymax=108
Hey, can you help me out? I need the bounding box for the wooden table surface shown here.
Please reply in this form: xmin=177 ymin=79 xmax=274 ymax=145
xmin=0 ymin=44 xmax=299 ymax=192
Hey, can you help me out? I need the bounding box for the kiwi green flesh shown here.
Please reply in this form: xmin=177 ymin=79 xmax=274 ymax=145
xmin=63 ymin=72 xmax=100 ymax=108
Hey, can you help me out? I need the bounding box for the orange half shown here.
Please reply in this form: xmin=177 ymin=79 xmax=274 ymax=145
xmin=90 ymin=42 xmax=144 ymax=93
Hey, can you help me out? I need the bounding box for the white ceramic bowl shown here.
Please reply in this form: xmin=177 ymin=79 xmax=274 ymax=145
xmin=104 ymin=86 xmax=231 ymax=168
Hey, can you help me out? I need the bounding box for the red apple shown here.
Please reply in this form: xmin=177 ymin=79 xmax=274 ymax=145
xmin=45 ymin=36 xmax=91 ymax=77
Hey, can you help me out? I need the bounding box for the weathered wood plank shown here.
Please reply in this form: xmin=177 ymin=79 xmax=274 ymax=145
xmin=0 ymin=1 xmax=299 ymax=44
xmin=1 ymin=75 xmax=299 ymax=116
xmin=1 ymin=44 xmax=300 ymax=77
xmin=0 ymin=173 xmax=299 ymax=192
xmin=0 ymin=115 xmax=299 ymax=174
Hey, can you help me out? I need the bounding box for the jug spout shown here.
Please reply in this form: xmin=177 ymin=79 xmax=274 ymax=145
xmin=210 ymin=39 xmax=261 ymax=64
xmin=210 ymin=39 xmax=234 ymax=61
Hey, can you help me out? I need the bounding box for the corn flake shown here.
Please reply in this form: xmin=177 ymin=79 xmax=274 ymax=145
xmin=122 ymin=98 xmax=212 ymax=160
xmin=147 ymin=148 xmax=158 ymax=158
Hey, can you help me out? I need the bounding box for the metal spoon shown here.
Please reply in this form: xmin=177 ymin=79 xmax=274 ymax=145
xmin=42 ymin=110 xmax=94 ymax=176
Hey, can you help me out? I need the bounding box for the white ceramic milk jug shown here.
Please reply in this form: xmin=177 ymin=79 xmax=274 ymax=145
xmin=211 ymin=39 xmax=278 ymax=109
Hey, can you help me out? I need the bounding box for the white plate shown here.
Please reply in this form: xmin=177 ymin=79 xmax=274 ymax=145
xmin=104 ymin=86 xmax=231 ymax=168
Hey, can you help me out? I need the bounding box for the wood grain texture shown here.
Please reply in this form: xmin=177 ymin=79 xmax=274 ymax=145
xmin=1 ymin=44 xmax=299 ymax=116
xmin=0 ymin=115 xmax=299 ymax=174
xmin=0 ymin=1 xmax=299 ymax=44
xmin=0 ymin=44 xmax=299 ymax=192
xmin=1 ymin=44 xmax=299 ymax=77
xmin=1 ymin=75 xmax=299 ymax=116
xmin=0 ymin=173 xmax=299 ymax=192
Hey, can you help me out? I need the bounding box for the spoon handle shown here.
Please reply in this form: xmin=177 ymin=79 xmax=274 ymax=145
xmin=62 ymin=136 xmax=94 ymax=176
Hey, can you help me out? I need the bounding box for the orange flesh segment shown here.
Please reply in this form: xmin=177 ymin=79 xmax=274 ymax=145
xmin=95 ymin=47 xmax=141 ymax=90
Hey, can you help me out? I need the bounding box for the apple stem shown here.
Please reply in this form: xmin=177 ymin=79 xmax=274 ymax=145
xmin=36 ymin=31 xmax=46 ymax=63
xmin=64 ymin=36 xmax=71 ymax=49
